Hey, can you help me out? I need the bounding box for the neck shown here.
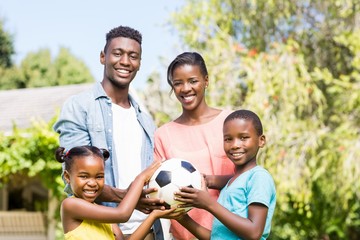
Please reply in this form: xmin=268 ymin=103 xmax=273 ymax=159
xmin=101 ymin=80 xmax=130 ymax=108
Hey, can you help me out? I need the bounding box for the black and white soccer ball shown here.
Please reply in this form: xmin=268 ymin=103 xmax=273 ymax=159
xmin=147 ymin=158 xmax=202 ymax=211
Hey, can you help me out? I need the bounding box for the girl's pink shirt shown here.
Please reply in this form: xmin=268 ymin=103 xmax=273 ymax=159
xmin=154 ymin=110 xmax=235 ymax=240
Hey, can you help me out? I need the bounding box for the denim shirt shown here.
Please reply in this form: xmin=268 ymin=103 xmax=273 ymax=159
xmin=53 ymin=82 xmax=163 ymax=238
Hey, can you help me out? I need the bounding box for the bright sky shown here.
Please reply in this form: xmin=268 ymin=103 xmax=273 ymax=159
xmin=0 ymin=0 xmax=184 ymax=89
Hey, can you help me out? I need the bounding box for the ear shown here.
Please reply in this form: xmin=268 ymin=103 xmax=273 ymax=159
xmin=204 ymin=75 xmax=209 ymax=89
xmin=259 ymin=135 xmax=266 ymax=148
xmin=63 ymin=170 xmax=71 ymax=184
xmin=100 ymin=51 xmax=105 ymax=65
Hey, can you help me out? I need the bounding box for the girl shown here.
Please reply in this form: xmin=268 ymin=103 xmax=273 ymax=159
xmin=55 ymin=145 xmax=180 ymax=240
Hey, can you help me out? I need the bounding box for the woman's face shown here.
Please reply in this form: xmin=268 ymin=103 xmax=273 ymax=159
xmin=171 ymin=64 xmax=208 ymax=111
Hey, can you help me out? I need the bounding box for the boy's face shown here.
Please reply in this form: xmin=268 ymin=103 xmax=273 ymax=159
xmin=64 ymin=156 xmax=105 ymax=203
xmin=223 ymin=118 xmax=265 ymax=170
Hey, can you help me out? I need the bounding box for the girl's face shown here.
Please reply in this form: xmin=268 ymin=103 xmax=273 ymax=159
xmin=223 ymin=118 xmax=265 ymax=173
xmin=171 ymin=64 xmax=208 ymax=112
xmin=64 ymin=155 xmax=105 ymax=203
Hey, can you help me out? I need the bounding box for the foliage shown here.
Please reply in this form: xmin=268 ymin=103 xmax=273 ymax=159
xmin=0 ymin=18 xmax=14 ymax=68
xmin=142 ymin=0 xmax=360 ymax=239
xmin=0 ymin=47 xmax=94 ymax=90
xmin=0 ymin=117 xmax=64 ymax=199
xmin=139 ymin=71 xmax=181 ymax=126
xmin=1 ymin=19 xmax=94 ymax=89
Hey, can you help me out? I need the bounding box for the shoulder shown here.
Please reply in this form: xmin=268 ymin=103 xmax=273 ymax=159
xmin=219 ymin=108 xmax=233 ymax=119
xmin=61 ymin=86 xmax=96 ymax=111
xmin=250 ymin=166 xmax=274 ymax=180
xmin=247 ymin=166 xmax=276 ymax=192
xmin=155 ymin=121 xmax=177 ymax=136
xmin=62 ymin=196 xmax=81 ymax=209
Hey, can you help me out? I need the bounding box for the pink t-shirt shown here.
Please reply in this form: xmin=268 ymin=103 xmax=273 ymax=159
xmin=154 ymin=110 xmax=235 ymax=240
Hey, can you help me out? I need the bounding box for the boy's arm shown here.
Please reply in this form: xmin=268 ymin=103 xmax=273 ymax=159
xmin=176 ymin=186 xmax=268 ymax=239
xmin=207 ymin=202 xmax=268 ymax=240
xmin=176 ymin=214 xmax=211 ymax=240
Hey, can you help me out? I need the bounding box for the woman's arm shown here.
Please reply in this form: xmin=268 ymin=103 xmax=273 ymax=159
xmin=204 ymin=174 xmax=233 ymax=190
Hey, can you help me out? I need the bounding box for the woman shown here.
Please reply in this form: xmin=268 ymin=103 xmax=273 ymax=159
xmin=154 ymin=52 xmax=234 ymax=240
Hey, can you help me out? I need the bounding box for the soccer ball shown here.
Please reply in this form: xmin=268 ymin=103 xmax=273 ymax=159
xmin=147 ymin=158 xmax=202 ymax=211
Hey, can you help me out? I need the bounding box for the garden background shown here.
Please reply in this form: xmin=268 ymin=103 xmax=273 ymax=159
xmin=0 ymin=1 xmax=359 ymax=239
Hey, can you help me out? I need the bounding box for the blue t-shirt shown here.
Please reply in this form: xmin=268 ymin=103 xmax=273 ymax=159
xmin=211 ymin=166 xmax=276 ymax=240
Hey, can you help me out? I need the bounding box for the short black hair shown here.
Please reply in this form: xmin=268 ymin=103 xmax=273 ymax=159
xmin=167 ymin=52 xmax=208 ymax=89
xmin=55 ymin=146 xmax=110 ymax=172
xmin=104 ymin=25 xmax=142 ymax=52
xmin=224 ymin=109 xmax=263 ymax=136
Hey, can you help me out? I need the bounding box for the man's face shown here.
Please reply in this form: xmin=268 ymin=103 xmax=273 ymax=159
xmin=101 ymin=37 xmax=141 ymax=88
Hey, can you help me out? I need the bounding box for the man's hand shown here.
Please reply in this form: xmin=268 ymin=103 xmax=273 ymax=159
xmin=136 ymin=187 xmax=166 ymax=214
xmin=96 ymin=185 xmax=126 ymax=203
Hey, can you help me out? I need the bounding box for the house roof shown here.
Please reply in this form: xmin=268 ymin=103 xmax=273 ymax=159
xmin=0 ymin=83 xmax=93 ymax=133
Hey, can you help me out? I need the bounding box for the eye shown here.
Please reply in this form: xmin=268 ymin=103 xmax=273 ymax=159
xmin=96 ymin=175 xmax=104 ymax=180
xmin=113 ymin=52 xmax=121 ymax=57
xmin=79 ymin=175 xmax=87 ymax=179
xmin=129 ymin=54 xmax=139 ymax=60
xmin=189 ymin=79 xmax=198 ymax=84
xmin=172 ymin=81 xmax=182 ymax=87
xmin=224 ymin=137 xmax=232 ymax=142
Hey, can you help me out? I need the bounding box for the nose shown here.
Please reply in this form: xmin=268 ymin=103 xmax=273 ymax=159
xmin=181 ymin=82 xmax=192 ymax=92
xmin=231 ymin=139 xmax=241 ymax=149
xmin=86 ymin=178 xmax=97 ymax=187
xmin=119 ymin=54 xmax=130 ymax=65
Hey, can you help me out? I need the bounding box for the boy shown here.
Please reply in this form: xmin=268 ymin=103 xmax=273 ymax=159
xmin=173 ymin=109 xmax=276 ymax=239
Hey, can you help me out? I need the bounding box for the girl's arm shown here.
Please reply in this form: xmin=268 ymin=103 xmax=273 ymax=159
xmin=128 ymin=208 xmax=182 ymax=240
xmin=111 ymin=224 xmax=124 ymax=240
xmin=175 ymin=186 xmax=268 ymax=240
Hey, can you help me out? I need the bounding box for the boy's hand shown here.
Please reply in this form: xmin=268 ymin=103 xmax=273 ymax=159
xmin=174 ymin=185 xmax=212 ymax=210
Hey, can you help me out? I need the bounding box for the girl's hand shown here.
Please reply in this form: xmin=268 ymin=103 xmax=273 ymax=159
xmin=151 ymin=208 xmax=187 ymax=220
xmin=139 ymin=160 xmax=162 ymax=183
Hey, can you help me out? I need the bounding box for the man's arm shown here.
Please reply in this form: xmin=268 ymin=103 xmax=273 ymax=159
xmin=97 ymin=184 xmax=166 ymax=213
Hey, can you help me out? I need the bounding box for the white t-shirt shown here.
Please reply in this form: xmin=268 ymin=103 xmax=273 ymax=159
xmin=112 ymin=103 xmax=146 ymax=234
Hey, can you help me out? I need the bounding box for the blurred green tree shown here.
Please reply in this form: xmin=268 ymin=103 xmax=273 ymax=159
xmin=142 ymin=0 xmax=360 ymax=239
xmin=0 ymin=20 xmax=94 ymax=90
xmin=0 ymin=19 xmax=14 ymax=68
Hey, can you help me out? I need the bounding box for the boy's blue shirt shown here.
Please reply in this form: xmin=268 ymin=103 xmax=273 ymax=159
xmin=211 ymin=165 xmax=276 ymax=240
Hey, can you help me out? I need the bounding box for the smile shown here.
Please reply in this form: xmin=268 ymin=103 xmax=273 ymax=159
xmin=116 ymin=69 xmax=130 ymax=74
xmin=231 ymin=152 xmax=245 ymax=157
xmin=182 ymin=95 xmax=195 ymax=102
xmin=83 ymin=190 xmax=97 ymax=194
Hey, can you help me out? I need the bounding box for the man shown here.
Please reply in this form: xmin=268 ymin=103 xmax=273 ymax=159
xmin=53 ymin=26 xmax=164 ymax=240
